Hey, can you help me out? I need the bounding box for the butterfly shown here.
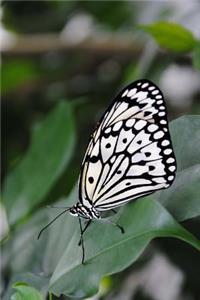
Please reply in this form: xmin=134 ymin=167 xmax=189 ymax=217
xmin=38 ymin=79 xmax=177 ymax=264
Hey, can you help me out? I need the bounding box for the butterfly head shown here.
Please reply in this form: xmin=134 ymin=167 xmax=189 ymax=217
xmin=69 ymin=203 xmax=100 ymax=219
xmin=38 ymin=203 xmax=100 ymax=240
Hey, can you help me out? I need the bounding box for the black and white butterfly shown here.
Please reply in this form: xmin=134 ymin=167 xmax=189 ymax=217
xmin=38 ymin=79 xmax=177 ymax=263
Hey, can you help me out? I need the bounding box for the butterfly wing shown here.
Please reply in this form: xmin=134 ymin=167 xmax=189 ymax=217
xmin=79 ymin=79 xmax=176 ymax=210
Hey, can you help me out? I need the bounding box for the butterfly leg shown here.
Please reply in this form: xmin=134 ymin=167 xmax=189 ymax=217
xmin=78 ymin=218 xmax=85 ymax=264
xmin=113 ymin=221 xmax=125 ymax=234
xmin=103 ymin=218 xmax=125 ymax=234
xmin=78 ymin=219 xmax=92 ymax=246
xmin=78 ymin=218 xmax=92 ymax=264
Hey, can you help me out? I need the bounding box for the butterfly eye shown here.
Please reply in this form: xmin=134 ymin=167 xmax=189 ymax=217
xmin=70 ymin=208 xmax=77 ymax=215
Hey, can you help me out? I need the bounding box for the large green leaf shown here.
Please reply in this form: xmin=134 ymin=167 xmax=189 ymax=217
xmin=42 ymin=190 xmax=77 ymax=275
xmin=170 ymin=116 xmax=200 ymax=172
xmin=139 ymin=21 xmax=196 ymax=52
xmin=1 ymin=211 xmax=50 ymax=300
xmin=11 ymin=282 xmax=43 ymax=300
xmin=3 ymin=101 xmax=75 ymax=225
xmin=159 ymin=165 xmax=200 ymax=221
xmin=2 ymin=209 xmax=49 ymax=274
xmin=49 ymin=198 xmax=200 ymax=298
xmin=157 ymin=116 xmax=200 ymax=220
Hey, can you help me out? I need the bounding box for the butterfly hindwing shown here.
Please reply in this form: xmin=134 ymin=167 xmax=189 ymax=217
xmin=79 ymin=80 xmax=176 ymax=210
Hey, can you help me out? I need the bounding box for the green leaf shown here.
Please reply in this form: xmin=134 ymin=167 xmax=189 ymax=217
xmin=3 ymin=101 xmax=75 ymax=225
xmin=11 ymin=282 xmax=43 ymax=300
xmin=2 ymin=60 xmax=38 ymax=94
xmin=139 ymin=21 xmax=196 ymax=52
xmin=42 ymin=190 xmax=77 ymax=275
xmin=170 ymin=116 xmax=200 ymax=172
xmin=2 ymin=273 xmax=49 ymax=300
xmin=2 ymin=209 xmax=49 ymax=274
xmin=157 ymin=116 xmax=200 ymax=221
xmin=193 ymin=40 xmax=200 ymax=70
xmin=159 ymin=165 xmax=200 ymax=221
xmin=49 ymin=198 xmax=200 ymax=298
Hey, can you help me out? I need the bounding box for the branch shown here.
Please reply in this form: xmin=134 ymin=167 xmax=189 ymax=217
xmin=1 ymin=33 xmax=143 ymax=56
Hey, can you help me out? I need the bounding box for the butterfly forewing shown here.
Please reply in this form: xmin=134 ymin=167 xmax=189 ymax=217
xmin=78 ymin=80 xmax=176 ymax=210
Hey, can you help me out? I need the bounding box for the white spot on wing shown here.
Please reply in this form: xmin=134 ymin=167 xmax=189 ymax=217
xmin=169 ymin=166 xmax=176 ymax=172
xmin=152 ymin=90 xmax=159 ymax=95
xmin=113 ymin=121 xmax=123 ymax=131
xmin=135 ymin=120 xmax=146 ymax=130
xmin=132 ymin=91 xmax=148 ymax=101
xmin=127 ymin=88 xmax=137 ymax=97
xmin=164 ymin=148 xmax=172 ymax=155
xmin=122 ymin=89 xmax=128 ymax=97
xmin=148 ymin=86 xmax=155 ymax=91
xmin=154 ymin=130 xmax=164 ymax=139
xmin=161 ymin=140 xmax=170 ymax=146
xmin=105 ymin=127 xmax=111 ymax=134
xmin=126 ymin=119 xmax=136 ymax=127
xmin=142 ymin=83 xmax=149 ymax=88
xmin=148 ymin=124 xmax=158 ymax=132
xmin=167 ymin=157 xmax=175 ymax=163
xmin=153 ymin=177 xmax=166 ymax=183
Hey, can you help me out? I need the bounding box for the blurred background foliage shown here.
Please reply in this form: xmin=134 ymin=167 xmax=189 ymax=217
xmin=1 ymin=1 xmax=200 ymax=300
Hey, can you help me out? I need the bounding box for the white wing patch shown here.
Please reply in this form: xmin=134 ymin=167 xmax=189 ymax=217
xmin=78 ymin=79 xmax=176 ymax=210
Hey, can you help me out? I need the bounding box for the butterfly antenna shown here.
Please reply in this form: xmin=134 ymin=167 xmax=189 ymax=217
xmin=47 ymin=205 xmax=71 ymax=209
xmin=37 ymin=208 xmax=70 ymax=240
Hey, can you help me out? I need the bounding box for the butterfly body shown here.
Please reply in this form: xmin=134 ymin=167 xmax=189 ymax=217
xmin=69 ymin=203 xmax=100 ymax=219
